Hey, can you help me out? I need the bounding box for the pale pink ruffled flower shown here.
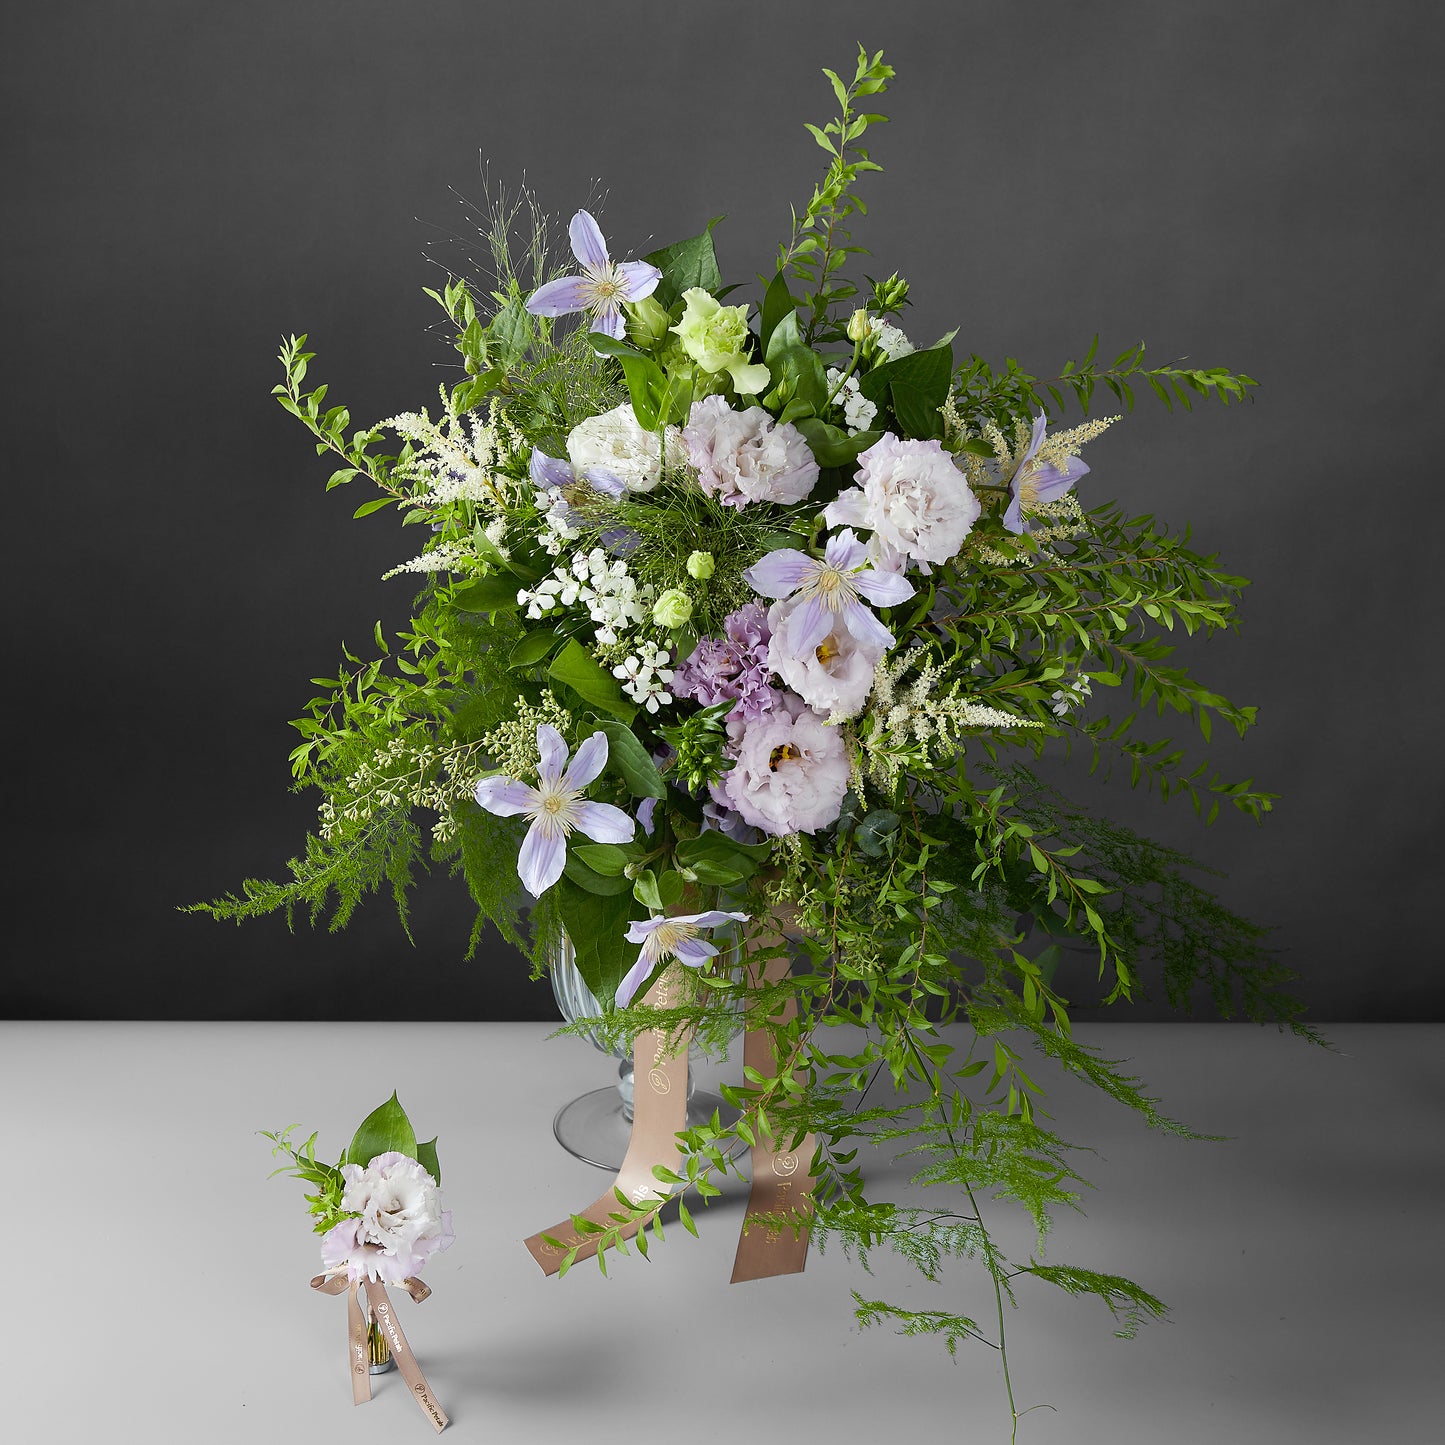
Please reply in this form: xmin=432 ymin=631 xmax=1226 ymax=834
xmin=722 ymin=691 xmax=851 ymax=836
xmin=319 ymin=1152 xmax=454 ymax=1285
xmin=825 ymin=433 xmax=980 ymax=572
xmin=767 ymin=595 xmax=884 ymax=719
xmin=681 ymin=396 xmax=819 ymax=508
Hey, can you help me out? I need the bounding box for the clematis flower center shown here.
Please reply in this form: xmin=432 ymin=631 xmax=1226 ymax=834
xmin=583 ymin=266 xmax=626 ymax=307
xmin=814 ymin=566 xmax=846 ymax=596
xmin=542 ymin=792 xmax=567 ymax=816
xmin=652 ymin=920 xmax=698 ymax=954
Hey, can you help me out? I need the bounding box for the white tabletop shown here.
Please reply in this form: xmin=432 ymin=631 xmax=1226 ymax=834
xmin=4 ymin=1021 xmax=1440 ymax=1444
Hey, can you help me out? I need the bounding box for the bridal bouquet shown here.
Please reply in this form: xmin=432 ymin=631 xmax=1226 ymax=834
xmin=208 ymin=46 xmax=1311 ymax=1435
xmin=266 ymin=1094 xmax=452 ymax=1430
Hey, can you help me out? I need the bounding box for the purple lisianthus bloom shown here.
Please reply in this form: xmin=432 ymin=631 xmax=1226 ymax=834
xmin=673 ymin=602 xmax=777 ymax=724
xmin=721 ymin=690 xmax=851 ymax=837
xmin=474 ymin=725 xmax=635 ymax=897
xmin=1002 ymin=413 xmax=1090 ymax=535
xmin=615 ymin=909 xmax=751 ymax=1007
xmin=743 ymin=529 xmax=915 ymax=653
xmin=524 ymin=210 xmax=662 ymax=341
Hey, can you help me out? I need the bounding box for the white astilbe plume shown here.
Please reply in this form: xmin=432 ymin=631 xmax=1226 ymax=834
xmin=381 ymin=389 xmax=521 ymax=510
xmin=856 ymin=647 xmax=1043 ymax=791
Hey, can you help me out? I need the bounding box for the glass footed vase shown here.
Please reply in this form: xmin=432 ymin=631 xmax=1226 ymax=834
xmin=548 ymin=931 xmax=741 ymax=1170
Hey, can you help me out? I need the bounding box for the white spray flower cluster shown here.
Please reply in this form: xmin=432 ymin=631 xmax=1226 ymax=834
xmin=517 ymin=547 xmax=655 ymax=647
xmin=826 ymin=367 xmax=878 ymax=434
xmin=868 ymin=318 xmax=915 ymax=362
xmin=612 ymin=642 xmax=675 ymax=714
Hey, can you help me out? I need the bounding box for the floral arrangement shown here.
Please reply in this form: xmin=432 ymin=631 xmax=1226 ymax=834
xmin=209 ymin=47 xmax=1314 ymax=1437
xmin=266 ymin=1093 xmax=452 ymax=1428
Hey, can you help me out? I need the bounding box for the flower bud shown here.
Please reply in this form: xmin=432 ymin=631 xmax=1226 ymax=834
xmin=871 ymin=273 xmax=910 ymax=313
xmin=846 ymin=308 xmax=871 ymax=343
xmin=624 ymin=295 xmax=673 ymax=350
xmin=652 ymin=588 xmax=694 ymax=628
xmin=686 ymin=550 xmax=715 ymax=580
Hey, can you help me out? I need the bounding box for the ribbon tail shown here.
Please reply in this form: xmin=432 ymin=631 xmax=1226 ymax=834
xmin=524 ymin=965 xmax=693 ymax=1275
xmin=362 ymin=1280 xmax=449 ymax=1433
xmin=731 ymin=930 xmax=817 ymax=1283
xmin=347 ymin=1279 xmax=372 ymax=1405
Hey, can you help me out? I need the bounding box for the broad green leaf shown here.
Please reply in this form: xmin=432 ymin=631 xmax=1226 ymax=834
xmin=643 ymin=220 xmax=724 ymax=311
xmin=572 ymin=843 xmax=631 ymax=876
xmin=555 ymin=878 xmax=645 ymax=1004
xmin=857 ymin=341 xmax=955 ymax=440
xmin=596 ymin=719 xmax=666 ymax=798
xmin=792 ymin=416 xmax=881 ymax=468
xmin=674 ymin=830 xmax=772 ymax=879
xmin=415 ymin=1137 xmax=441 ymax=1185
xmin=632 ymin=868 xmax=663 ymax=911
xmin=548 ymin=640 xmax=636 ymax=722
xmin=759 ymin=270 xmax=797 ymax=354
xmin=345 ymin=1093 xmax=418 ymax=1169
xmin=509 ymin=629 xmax=564 ymax=669
xmin=451 ymin=574 xmax=524 ymax=613
xmin=564 ymin=852 xmax=634 ymax=895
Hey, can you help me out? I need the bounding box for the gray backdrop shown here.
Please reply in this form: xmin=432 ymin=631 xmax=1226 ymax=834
xmin=3 ymin=0 xmax=1439 ymax=1020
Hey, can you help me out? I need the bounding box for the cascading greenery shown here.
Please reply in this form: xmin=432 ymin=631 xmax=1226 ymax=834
xmin=194 ymin=45 xmax=1311 ymax=1440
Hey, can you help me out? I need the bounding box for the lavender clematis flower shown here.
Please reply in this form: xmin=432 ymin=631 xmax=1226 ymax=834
xmin=615 ymin=910 xmax=751 ymax=1008
xmin=474 ymin=725 xmax=635 ymax=897
xmin=1002 ymin=412 xmax=1090 ymax=535
xmin=743 ymin=529 xmax=915 ymax=652
xmin=524 ymin=210 xmax=662 ymax=341
xmin=529 ymin=446 xmax=627 ymax=502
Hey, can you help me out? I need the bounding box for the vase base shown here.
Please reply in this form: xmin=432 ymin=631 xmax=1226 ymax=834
xmin=369 ymin=1357 xmax=395 ymax=1375
xmin=552 ymin=1087 xmax=739 ymax=1171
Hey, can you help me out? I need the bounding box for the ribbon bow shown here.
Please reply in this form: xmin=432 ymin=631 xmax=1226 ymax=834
xmin=309 ymin=1271 xmax=448 ymax=1432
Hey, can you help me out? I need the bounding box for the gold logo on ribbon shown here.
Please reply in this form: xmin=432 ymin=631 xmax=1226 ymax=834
xmin=648 ymin=1068 xmax=671 ymax=1094
xmin=773 ymin=1152 xmax=798 ymax=1176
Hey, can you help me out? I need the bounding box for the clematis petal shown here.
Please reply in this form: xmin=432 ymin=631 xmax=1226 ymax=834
xmin=625 ymin=916 xmax=664 ymax=944
xmin=526 ymin=275 xmax=590 ymax=317
xmin=614 ymin=951 xmax=657 ymax=1009
xmin=853 ymin=566 xmax=916 ymax=609
xmin=1026 ymin=411 xmax=1049 ymax=458
xmin=824 ymin=528 xmax=867 ymax=572
xmin=686 ymin=910 xmax=750 ymax=929
xmin=529 ymin=448 xmax=576 ymax=489
xmin=743 ymin=548 xmax=814 ymax=599
xmin=785 ymin=595 xmax=832 ymax=655
xmin=584 ymin=467 xmax=627 ymax=498
xmin=590 ymin=303 xmax=627 ymax=341
xmin=637 ymin=796 xmax=658 ymax=834
xmin=614 ymin=259 xmax=663 ymax=301
xmin=843 ymin=599 xmax=896 ymax=651
xmin=536 ymin=725 xmax=568 ymax=786
xmin=517 ymin=818 xmax=567 ymax=898
xmin=562 ymin=730 xmax=609 ymax=791
xmin=571 ymin=800 xmax=636 ymax=845
xmin=569 ymin=210 xmax=611 ymax=271
xmin=474 ymin=776 xmax=539 ymax=817
xmin=1002 ymin=493 xmax=1027 ymax=535
xmin=672 ymin=937 xmax=719 ymax=967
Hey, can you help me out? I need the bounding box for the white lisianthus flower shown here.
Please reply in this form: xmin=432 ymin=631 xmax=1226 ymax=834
xmin=766 ymin=596 xmax=884 ymax=719
xmin=319 ymin=1151 xmax=454 ymax=1284
xmin=567 ymin=403 xmax=682 ymax=494
xmin=825 ymin=434 xmax=981 ymax=572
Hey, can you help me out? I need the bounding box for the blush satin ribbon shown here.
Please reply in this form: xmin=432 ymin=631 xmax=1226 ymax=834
xmin=525 ymin=925 xmax=817 ymax=1282
xmin=309 ymin=1271 xmax=448 ymax=1432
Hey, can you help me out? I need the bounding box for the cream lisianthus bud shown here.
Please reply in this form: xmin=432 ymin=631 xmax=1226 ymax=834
xmin=686 ymin=550 xmax=716 ymax=580
xmin=847 ymin=308 xmax=871 ymax=342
